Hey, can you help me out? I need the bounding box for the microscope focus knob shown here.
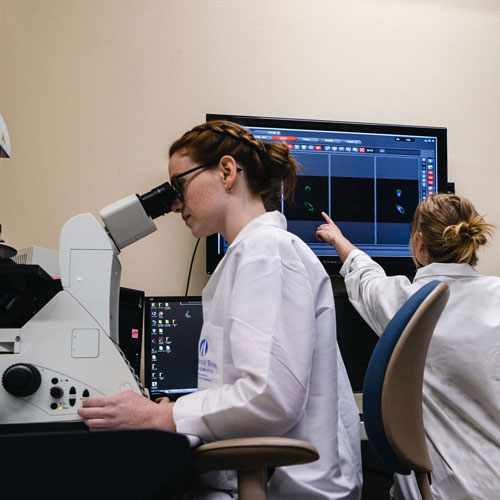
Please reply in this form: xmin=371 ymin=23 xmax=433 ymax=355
xmin=50 ymin=386 xmax=64 ymax=399
xmin=2 ymin=363 xmax=42 ymax=397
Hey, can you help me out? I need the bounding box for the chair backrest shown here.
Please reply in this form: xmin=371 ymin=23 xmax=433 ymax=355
xmin=362 ymin=280 xmax=450 ymax=475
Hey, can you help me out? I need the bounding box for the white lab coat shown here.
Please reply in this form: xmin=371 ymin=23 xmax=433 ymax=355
xmin=173 ymin=211 xmax=362 ymax=499
xmin=341 ymin=250 xmax=500 ymax=500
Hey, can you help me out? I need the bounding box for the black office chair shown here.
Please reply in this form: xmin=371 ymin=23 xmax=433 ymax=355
xmin=362 ymin=280 xmax=449 ymax=500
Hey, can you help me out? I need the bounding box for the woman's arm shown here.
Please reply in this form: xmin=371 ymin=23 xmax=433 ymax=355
xmin=173 ymin=253 xmax=317 ymax=441
xmin=78 ymin=391 xmax=176 ymax=430
xmin=316 ymin=212 xmax=413 ymax=335
xmin=316 ymin=212 xmax=357 ymax=262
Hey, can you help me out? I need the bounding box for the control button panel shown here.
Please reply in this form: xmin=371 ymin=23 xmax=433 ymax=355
xmin=18 ymin=365 xmax=104 ymax=416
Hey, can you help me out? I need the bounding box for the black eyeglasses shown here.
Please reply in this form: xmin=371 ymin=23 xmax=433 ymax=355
xmin=170 ymin=162 xmax=217 ymax=201
xmin=171 ymin=161 xmax=242 ymax=201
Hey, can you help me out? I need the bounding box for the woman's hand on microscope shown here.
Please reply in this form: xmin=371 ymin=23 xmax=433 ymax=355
xmin=78 ymin=390 xmax=176 ymax=431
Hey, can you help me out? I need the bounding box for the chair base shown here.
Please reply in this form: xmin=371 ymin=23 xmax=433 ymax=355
xmin=238 ymin=469 xmax=267 ymax=500
xmin=415 ymin=471 xmax=433 ymax=500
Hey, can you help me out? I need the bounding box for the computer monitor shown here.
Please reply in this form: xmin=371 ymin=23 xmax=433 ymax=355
xmin=144 ymin=296 xmax=202 ymax=401
xmin=206 ymin=114 xmax=448 ymax=276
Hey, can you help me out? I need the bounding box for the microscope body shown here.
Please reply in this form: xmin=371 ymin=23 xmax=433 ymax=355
xmin=0 ymin=214 xmax=143 ymax=427
xmin=0 ymin=183 xmax=176 ymax=428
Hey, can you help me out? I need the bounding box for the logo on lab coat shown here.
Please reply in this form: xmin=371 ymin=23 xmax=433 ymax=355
xmin=199 ymin=339 xmax=208 ymax=357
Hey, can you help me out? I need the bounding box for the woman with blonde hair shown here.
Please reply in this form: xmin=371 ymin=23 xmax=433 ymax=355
xmin=80 ymin=120 xmax=362 ymax=499
xmin=317 ymin=193 xmax=500 ymax=499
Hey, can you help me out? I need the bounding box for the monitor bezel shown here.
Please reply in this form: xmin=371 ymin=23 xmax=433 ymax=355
xmin=205 ymin=114 xmax=448 ymax=276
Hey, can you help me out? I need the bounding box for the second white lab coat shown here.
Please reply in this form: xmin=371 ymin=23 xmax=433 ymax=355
xmin=341 ymin=250 xmax=500 ymax=500
xmin=174 ymin=211 xmax=362 ymax=499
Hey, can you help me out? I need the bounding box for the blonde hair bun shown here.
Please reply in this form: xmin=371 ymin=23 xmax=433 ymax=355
xmin=411 ymin=194 xmax=495 ymax=267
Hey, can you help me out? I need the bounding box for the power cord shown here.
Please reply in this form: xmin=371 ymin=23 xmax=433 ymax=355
xmin=185 ymin=238 xmax=201 ymax=297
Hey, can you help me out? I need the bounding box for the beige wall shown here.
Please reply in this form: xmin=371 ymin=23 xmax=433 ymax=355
xmin=1 ymin=0 xmax=500 ymax=296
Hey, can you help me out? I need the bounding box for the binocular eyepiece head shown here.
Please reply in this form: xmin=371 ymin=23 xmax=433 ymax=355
xmin=100 ymin=181 xmax=179 ymax=250
xmin=138 ymin=182 xmax=178 ymax=219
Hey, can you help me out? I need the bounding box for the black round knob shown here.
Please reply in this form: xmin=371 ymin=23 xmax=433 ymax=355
xmin=2 ymin=363 xmax=42 ymax=397
xmin=50 ymin=386 xmax=64 ymax=399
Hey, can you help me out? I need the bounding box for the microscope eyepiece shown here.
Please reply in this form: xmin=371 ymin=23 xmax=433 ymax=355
xmin=138 ymin=182 xmax=177 ymax=219
xmin=100 ymin=181 xmax=178 ymax=250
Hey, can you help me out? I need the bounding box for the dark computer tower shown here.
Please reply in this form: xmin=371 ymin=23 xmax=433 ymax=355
xmin=119 ymin=287 xmax=145 ymax=376
xmin=334 ymin=292 xmax=379 ymax=393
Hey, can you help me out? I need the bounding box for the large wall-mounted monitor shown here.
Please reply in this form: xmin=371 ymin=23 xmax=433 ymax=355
xmin=206 ymin=114 xmax=448 ymax=276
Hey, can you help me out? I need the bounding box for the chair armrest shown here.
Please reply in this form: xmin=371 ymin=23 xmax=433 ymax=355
xmin=191 ymin=437 xmax=319 ymax=472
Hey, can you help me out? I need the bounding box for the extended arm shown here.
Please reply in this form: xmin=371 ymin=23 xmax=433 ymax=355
xmin=316 ymin=212 xmax=412 ymax=335
xmin=316 ymin=212 xmax=357 ymax=263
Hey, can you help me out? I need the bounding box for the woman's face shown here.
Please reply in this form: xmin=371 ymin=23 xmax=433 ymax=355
xmin=169 ymin=153 xmax=225 ymax=238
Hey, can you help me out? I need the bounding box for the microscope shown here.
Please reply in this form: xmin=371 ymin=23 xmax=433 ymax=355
xmin=0 ymin=182 xmax=177 ymax=430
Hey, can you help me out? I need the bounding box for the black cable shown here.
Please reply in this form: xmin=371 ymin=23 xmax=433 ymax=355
xmin=185 ymin=238 xmax=201 ymax=297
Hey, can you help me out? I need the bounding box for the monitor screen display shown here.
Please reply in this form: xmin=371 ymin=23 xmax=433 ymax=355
xmin=144 ymin=296 xmax=202 ymax=401
xmin=206 ymin=114 xmax=448 ymax=276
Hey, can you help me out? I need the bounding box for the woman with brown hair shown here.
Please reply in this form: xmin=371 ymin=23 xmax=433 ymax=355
xmin=316 ymin=194 xmax=500 ymax=499
xmin=80 ymin=120 xmax=362 ymax=499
